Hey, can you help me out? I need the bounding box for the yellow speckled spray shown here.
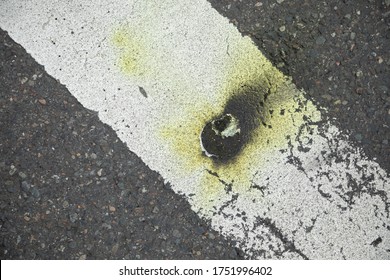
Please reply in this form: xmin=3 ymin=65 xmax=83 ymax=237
xmin=111 ymin=0 xmax=321 ymax=210
xmin=4 ymin=0 xmax=388 ymax=260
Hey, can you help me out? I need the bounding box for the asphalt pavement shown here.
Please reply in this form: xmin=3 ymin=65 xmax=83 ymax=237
xmin=209 ymin=0 xmax=390 ymax=171
xmin=0 ymin=0 xmax=389 ymax=260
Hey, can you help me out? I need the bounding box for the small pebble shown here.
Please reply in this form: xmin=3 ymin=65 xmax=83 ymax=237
xmin=97 ymin=169 xmax=103 ymax=176
xmin=172 ymin=229 xmax=182 ymax=238
xmin=9 ymin=165 xmax=17 ymax=176
xmin=38 ymin=99 xmax=47 ymax=105
xmin=111 ymin=244 xmax=119 ymax=254
xmin=102 ymin=223 xmax=112 ymax=229
xmin=6 ymin=183 xmax=18 ymax=193
xmin=5 ymin=180 xmax=13 ymax=186
xmin=69 ymin=213 xmax=78 ymax=223
xmin=21 ymin=181 xmax=30 ymax=192
xmin=63 ymin=200 xmax=69 ymax=208
xmin=30 ymin=187 xmax=40 ymax=198
xmin=69 ymin=241 xmax=77 ymax=249
xmin=355 ymin=134 xmax=363 ymax=141
xmin=195 ymin=227 xmax=205 ymax=235
xmin=356 ymin=87 xmax=364 ymax=94
xmin=316 ymin=36 xmax=326 ymax=45
xmin=378 ymin=85 xmax=388 ymax=93
xmin=355 ymin=70 xmax=363 ymax=78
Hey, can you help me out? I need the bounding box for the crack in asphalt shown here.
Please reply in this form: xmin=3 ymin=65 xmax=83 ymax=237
xmin=254 ymin=216 xmax=309 ymax=260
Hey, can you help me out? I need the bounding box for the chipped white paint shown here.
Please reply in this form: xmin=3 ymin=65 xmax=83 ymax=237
xmin=1 ymin=0 xmax=389 ymax=259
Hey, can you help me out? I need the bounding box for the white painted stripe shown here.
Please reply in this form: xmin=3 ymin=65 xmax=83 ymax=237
xmin=1 ymin=0 xmax=389 ymax=259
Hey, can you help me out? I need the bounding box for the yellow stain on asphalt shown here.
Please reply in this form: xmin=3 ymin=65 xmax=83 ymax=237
xmin=111 ymin=2 xmax=321 ymax=209
xmin=160 ymin=34 xmax=320 ymax=205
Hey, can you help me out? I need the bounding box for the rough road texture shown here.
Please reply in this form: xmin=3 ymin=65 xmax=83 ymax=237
xmin=208 ymin=0 xmax=390 ymax=172
xmin=0 ymin=29 xmax=243 ymax=259
xmin=1 ymin=0 xmax=389 ymax=260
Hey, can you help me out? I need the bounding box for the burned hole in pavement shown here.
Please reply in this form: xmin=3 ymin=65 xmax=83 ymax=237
xmin=200 ymin=85 xmax=269 ymax=163
xmin=200 ymin=113 xmax=241 ymax=161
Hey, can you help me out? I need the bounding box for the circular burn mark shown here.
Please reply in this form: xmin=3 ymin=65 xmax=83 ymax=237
xmin=200 ymin=114 xmax=242 ymax=160
xmin=200 ymin=86 xmax=268 ymax=162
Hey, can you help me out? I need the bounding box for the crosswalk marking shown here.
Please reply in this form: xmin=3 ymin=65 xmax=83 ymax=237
xmin=1 ymin=0 xmax=388 ymax=259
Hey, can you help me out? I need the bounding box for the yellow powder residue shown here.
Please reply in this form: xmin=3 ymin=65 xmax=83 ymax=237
xmin=110 ymin=4 xmax=321 ymax=210
xmin=112 ymin=26 xmax=148 ymax=77
xmin=158 ymin=35 xmax=321 ymax=207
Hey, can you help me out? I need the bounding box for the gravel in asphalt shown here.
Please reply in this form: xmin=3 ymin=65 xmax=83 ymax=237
xmin=1 ymin=0 xmax=389 ymax=260
xmin=0 ymin=29 xmax=244 ymax=259
xmin=209 ymin=0 xmax=390 ymax=171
